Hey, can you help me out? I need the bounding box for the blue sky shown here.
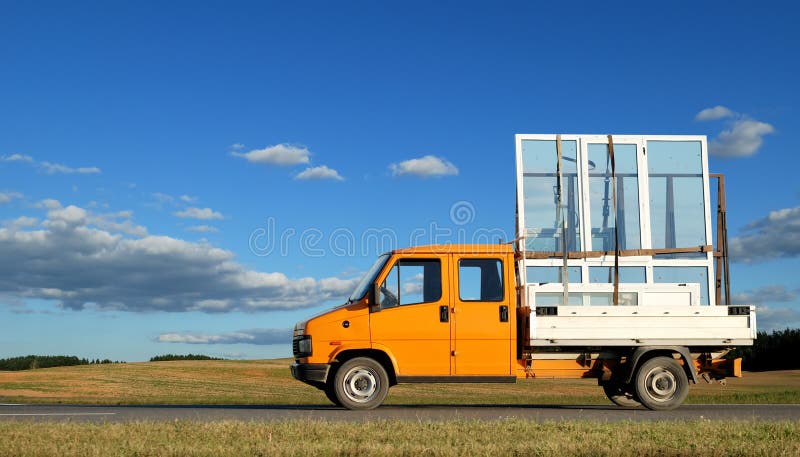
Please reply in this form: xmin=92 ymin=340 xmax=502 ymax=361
xmin=1 ymin=1 xmax=799 ymax=361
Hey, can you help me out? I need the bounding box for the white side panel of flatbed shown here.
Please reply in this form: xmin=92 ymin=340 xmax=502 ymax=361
xmin=530 ymin=305 xmax=756 ymax=346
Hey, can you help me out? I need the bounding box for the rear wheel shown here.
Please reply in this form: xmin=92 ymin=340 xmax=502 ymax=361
xmin=603 ymin=381 xmax=641 ymax=408
xmin=634 ymin=356 xmax=689 ymax=411
xmin=333 ymin=357 xmax=389 ymax=410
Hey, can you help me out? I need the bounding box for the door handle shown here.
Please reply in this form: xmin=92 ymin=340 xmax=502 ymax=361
xmin=439 ymin=305 xmax=449 ymax=323
xmin=499 ymin=305 xmax=509 ymax=322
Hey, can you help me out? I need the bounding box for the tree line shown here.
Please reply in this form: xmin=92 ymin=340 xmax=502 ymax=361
xmin=0 ymin=355 xmax=122 ymax=371
xmin=149 ymin=354 xmax=222 ymax=362
xmin=727 ymin=328 xmax=800 ymax=371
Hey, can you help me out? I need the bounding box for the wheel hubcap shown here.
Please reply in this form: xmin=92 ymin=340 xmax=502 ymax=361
xmin=343 ymin=367 xmax=378 ymax=403
xmin=644 ymin=367 xmax=677 ymax=402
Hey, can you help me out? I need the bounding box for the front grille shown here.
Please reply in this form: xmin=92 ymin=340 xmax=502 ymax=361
xmin=292 ymin=337 xmax=300 ymax=357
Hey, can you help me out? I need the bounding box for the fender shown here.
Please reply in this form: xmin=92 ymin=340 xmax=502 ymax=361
xmin=623 ymin=346 xmax=698 ymax=384
xmin=326 ymin=342 xmax=400 ymax=377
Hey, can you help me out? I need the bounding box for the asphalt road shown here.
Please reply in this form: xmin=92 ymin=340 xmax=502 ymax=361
xmin=1 ymin=403 xmax=799 ymax=422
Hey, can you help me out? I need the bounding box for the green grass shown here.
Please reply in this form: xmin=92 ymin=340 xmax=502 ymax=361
xmin=2 ymin=358 xmax=800 ymax=406
xmin=1 ymin=419 xmax=798 ymax=456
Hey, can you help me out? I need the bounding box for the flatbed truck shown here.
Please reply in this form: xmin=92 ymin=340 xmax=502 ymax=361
xmin=290 ymin=134 xmax=755 ymax=410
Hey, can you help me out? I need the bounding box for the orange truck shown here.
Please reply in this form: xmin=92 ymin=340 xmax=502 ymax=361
xmin=290 ymin=134 xmax=756 ymax=410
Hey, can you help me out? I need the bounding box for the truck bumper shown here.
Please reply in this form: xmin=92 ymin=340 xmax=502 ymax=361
xmin=290 ymin=363 xmax=330 ymax=387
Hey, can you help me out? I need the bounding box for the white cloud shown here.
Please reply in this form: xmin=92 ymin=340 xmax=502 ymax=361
xmin=186 ymin=225 xmax=219 ymax=233
xmin=157 ymin=328 xmax=290 ymax=345
xmin=0 ymin=202 xmax=360 ymax=312
xmin=295 ymin=165 xmax=344 ymax=181
xmin=1 ymin=154 xmax=33 ymax=162
xmin=179 ymin=195 xmax=197 ymax=203
xmin=390 ymin=155 xmax=459 ymax=177
xmin=729 ymin=206 xmax=800 ymax=262
xmin=231 ymin=144 xmax=311 ymax=166
xmin=754 ymin=306 xmax=800 ymax=332
xmin=174 ymin=207 xmax=224 ymax=220
xmin=4 ymin=216 xmax=38 ymax=228
xmin=40 ymin=161 xmax=101 ymax=174
xmin=695 ymin=105 xmax=735 ymax=121
xmin=1 ymin=153 xmax=101 ymax=174
xmin=695 ymin=106 xmax=775 ymax=157
xmin=36 ymin=198 xmax=62 ymax=210
xmin=731 ymin=285 xmax=798 ymax=304
xmin=710 ymin=119 xmax=775 ymax=157
xmin=0 ymin=191 xmax=23 ymax=204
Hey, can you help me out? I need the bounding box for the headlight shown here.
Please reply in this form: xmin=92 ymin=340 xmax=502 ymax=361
xmin=293 ymin=335 xmax=312 ymax=358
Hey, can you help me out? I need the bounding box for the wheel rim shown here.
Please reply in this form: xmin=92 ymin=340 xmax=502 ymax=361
xmin=643 ymin=367 xmax=677 ymax=402
xmin=342 ymin=367 xmax=379 ymax=403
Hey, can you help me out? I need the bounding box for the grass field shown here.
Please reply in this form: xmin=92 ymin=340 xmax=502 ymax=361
xmin=2 ymin=358 xmax=799 ymax=406
xmin=1 ymin=419 xmax=799 ymax=456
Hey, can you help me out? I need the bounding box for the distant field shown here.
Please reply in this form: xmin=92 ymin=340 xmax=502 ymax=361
xmin=2 ymin=419 xmax=799 ymax=456
xmin=1 ymin=358 xmax=799 ymax=405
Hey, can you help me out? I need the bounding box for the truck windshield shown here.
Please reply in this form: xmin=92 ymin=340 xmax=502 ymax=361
xmin=348 ymin=253 xmax=390 ymax=302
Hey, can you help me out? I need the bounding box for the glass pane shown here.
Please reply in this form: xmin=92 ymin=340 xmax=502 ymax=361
xmin=536 ymin=291 xmax=637 ymax=306
xmin=647 ymin=141 xmax=706 ymax=251
xmin=587 ymin=143 xmax=641 ymax=251
xmin=653 ymin=266 xmax=709 ymax=305
xmin=588 ymin=266 xmax=646 ymax=283
xmin=380 ymin=264 xmax=399 ymax=308
xmin=536 ymin=292 xmax=583 ymax=306
xmin=460 ymin=259 xmax=504 ymax=301
xmin=527 ymin=266 xmax=582 ymax=284
xmin=399 ymin=264 xmax=425 ymax=305
xmin=521 ymin=140 xmax=581 ymax=252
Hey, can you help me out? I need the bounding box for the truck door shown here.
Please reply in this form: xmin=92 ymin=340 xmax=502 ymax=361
xmin=370 ymin=255 xmax=451 ymax=375
xmin=452 ymin=255 xmax=512 ymax=375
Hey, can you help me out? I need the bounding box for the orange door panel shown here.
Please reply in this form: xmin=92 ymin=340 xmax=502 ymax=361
xmin=370 ymin=254 xmax=451 ymax=376
xmin=452 ymin=255 xmax=512 ymax=375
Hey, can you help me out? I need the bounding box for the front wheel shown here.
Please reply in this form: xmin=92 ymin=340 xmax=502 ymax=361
xmin=634 ymin=356 xmax=689 ymax=411
xmin=333 ymin=357 xmax=389 ymax=410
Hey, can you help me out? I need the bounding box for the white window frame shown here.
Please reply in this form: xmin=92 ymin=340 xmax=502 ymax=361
xmin=515 ymin=134 xmax=716 ymax=306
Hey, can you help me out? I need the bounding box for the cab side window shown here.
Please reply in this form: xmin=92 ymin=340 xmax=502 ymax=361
xmin=459 ymin=259 xmax=504 ymax=301
xmin=379 ymin=259 xmax=442 ymax=308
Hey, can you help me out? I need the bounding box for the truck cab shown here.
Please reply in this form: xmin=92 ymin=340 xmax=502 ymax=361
xmin=291 ymin=244 xmax=518 ymax=409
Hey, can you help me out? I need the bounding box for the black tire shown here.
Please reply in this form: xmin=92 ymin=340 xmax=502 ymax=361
xmin=333 ymin=357 xmax=389 ymax=410
xmin=323 ymin=384 xmax=342 ymax=406
xmin=603 ymin=381 xmax=641 ymax=408
xmin=634 ymin=356 xmax=689 ymax=411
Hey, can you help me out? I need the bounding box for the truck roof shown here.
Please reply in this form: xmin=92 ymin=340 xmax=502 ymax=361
xmin=392 ymin=244 xmax=513 ymax=255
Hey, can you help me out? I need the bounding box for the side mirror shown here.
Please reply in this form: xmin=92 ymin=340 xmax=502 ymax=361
xmin=370 ymin=283 xmax=381 ymax=313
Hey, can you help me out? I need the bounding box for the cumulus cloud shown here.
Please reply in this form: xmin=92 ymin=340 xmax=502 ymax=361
xmin=0 ymin=191 xmax=23 ymax=204
xmin=179 ymin=195 xmax=197 ymax=203
xmin=389 ymin=155 xmax=459 ymax=177
xmin=710 ymin=119 xmax=775 ymax=157
xmin=731 ymin=285 xmax=798 ymax=304
xmin=231 ymin=144 xmax=310 ymax=166
xmin=4 ymin=216 xmax=38 ymax=228
xmin=0 ymin=201 xmax=359 ymax=312
xmin=174 ymin=207 xmax=224 ymax=220
xmin=729 ymin=206 xmax=800 ymax=262
xmin=1 ymin=154 xmax=101 ymax=174
xmin=186 ymin=225 xmax=219 ymax=233
xmin=755 ymin=306 xmax=800 ymax=332
xmin=295 ymin=165 xmax=344 ymax=181
xmin=695 ymin=106 xmax=775 ymax=157
xmin=157 ymin=328 xmax=290 ymax=345
xmin=695 ymin=105 xmax=735 ymax=121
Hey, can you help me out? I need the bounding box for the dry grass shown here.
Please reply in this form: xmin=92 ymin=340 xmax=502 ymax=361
xmin=1 ymin=419 xmax=798 ymax=456
xmin=1 ymin=359 xmax=799 ymax=406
